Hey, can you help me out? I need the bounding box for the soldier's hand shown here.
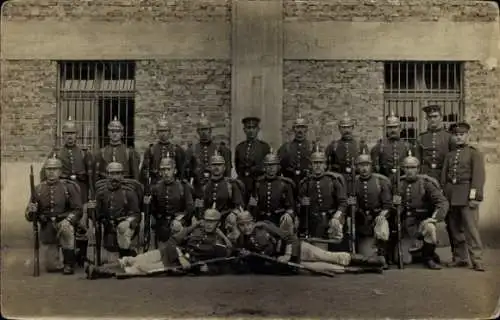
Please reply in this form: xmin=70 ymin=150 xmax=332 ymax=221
xmin=392 ymin=195 xmax=402 ymax=206
xmin=277 ymin=254 xmax=291 ymax=263
xmin=347 ymin=196 xmax=357 ymax=206
xmin=143 ymin=195 xmax=152 ymax=205
xmin=301 ymin=197 xmax=311 ymax=206
xmin=28 ymin=202 xmax=38 ymax=213
xmin=194 ymin=199 xmax=204 ymax=208
xmin=468 ymin=200 xmax=480 ymax=209
xmin=248 ymin=196 xmax=258 ymax=207
xmin=87 ymin=200 xmax=97 ymax=209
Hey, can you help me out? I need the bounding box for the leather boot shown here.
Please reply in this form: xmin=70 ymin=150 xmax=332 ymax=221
xmin=75 ymin=240 xmax=88 ymax=268
xmin=349 ymin=254 xmax=385 ymax=268
xmin=376 ymin=241 xmax=389 ymax=270
xmin=85 ymin=262 xmax=121 ymax=279
xmin=62 ymin=249 xmax=75 ymax=275
xmin=422 ymin=243 xmax=442 ymax=270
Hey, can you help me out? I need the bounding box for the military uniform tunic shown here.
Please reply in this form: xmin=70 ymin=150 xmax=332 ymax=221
xmin=202 ymin=177 xmax=244 ymax=217
xmin=326 ymin=138 xmax=368 ymax=174
xmin=142 ymin=142 xmax=186 ymax=183
xmin=235 ymin=139 xmax=271 ymax=201
xmin=277 ymin=139 xmax=312 ymax=187
xmin=417 ymin=128 xmax=453 ymax=182
xmin=252 ymin=177 xmax=295 ymax=226
xmin=95 ymin=144 xmax=140 ymax=180
xmin=371 ymin=138 xmax=412 ymax=181
xmin=151 ymin=180 xmax=195 ymax=241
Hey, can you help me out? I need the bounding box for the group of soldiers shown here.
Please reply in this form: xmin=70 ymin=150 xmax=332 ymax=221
xmin=25 ymin=103 xmax=487 ymax=280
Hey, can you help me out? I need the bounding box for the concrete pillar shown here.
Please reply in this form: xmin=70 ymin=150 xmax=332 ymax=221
xmin=230 ymin=0 xmax=284 ymax=152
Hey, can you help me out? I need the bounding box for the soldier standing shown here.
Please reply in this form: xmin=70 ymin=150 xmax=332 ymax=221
xmin=41 ymin=117 xmax=93 ymax=267
xmin=298 ymin=148 xmax=348 ymax=241
xmin=392 ymin=152 xmax=449 ymax=270
xmin=235 ymin=116 xmax=271 ymax=204
xmin=149 ymin=154 xmax=195 ymax=246
xmin=142 ymin=115 xmax=186 ymax=184
xmin=247 ymin=149 xmax=296 ymax=236
xmin=347 ymin=152 xmax=393 ymax=267
xmin=441 ymin=121 xmax=486 ymax=271
xmin=94 ymin=117 xmax=141 ymax=181
xmin=26 ymin=156 xmax=83 ymax=274
xmin=87 ymin=161 xmax=142 ymax=259
xmin=277 ymin=114 xmax=312 ymax=190
xmin=185 ymin=113 xmax=231 ymax=199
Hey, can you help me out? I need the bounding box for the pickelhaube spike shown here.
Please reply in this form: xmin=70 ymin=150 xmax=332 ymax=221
xmin=311 ymin=142 xmax=326 ymax=163
xmin=339 ymin=111 xmax=354 ymax=127
xmin=386 ymin=111 xmax=400 ymax=127
xmin=62 ymin=115 xmax=77 ymax=133
xmin=402 ymin=149 xmax=420 ymax=167
xmin=157 ymin=113 xmax=170 ymax=131
xmin=159 ymin=152 xmax=175 ymax=168
xmin=108 ymin=116 xmax=124 ymax=131
xmin=293 ymin=112 xmax=308 ymax=127
xmin=45 ymin=153 xmax=63 ymax=169
xmin=197 ymin=112 xmax=212 ymax=129
xmin=356 ymin=147 xmax=372 ymax=165
xmin=107 ymin=156 xmax=124 ymax=172
xmin=210 ymin=150 xmax=225 ymax=165
xmin=204 ymin=207 xmax=222 ymax=221
xmin=263 ymin=147 xmax=280 ymax=165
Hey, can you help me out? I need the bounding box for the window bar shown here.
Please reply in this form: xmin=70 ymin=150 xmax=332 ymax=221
xmin=101 ymin=62 xmax=106 ymax=148
xmin=124 ymin=63 xmax=129 ymax=147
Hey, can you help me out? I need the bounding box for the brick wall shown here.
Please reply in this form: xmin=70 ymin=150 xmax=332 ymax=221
xmin=283 ymin=60 xmax=384 ymax=148
xmin=0 ymin=60 xmax=57 ymax=160
xmin=135 ymin=60 xmax=232 ymax=151
xmin=284 ymin=0 xmax=498 ymax=22
xmin=3 ymin=0 xmax=231 ymax=22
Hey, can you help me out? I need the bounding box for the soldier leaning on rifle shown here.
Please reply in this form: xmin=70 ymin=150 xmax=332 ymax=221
xmin=235 ymin=116 xmax=271 ymax=204
xmin=298 ymin=148 xmax=348 ymax=242
xmin=392 ymin=152 xmax=449 ymax=270
xmin=94 ymin=118 xmax=141 ymax=181
xmin=142 ymin=115 xmax=186 ymax=185
xmin=441 ymin=121 xmax=486 ymax=272
xmin=277 ymin=114 xmax=312 ymax=190
xmin=198 ymin=152 xmax=245 ymax=235
xmin=87 ymin=161 xmax=142 ymax=259
xmin=247 ymin=149 xmax=296 ymax=236
xmin=185 ymin=113 xmax=232 ymax=199
xmin=41 ymin=117 xmax=93 ymax=268
xmin=26 ymin=156 xmax=83 ymax=275
xmin=146 ymin=154 xmax=195 ymax=246
xmin=85 ymin=208 xmax=233 ymax=279
xmin=233 ymin=210 xmax=385 ymax=275
xmin=347 ymin=152 xmax=392 ymax=269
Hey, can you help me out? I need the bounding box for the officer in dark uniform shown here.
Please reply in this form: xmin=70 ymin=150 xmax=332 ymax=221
xmin=441 ymin=121 xmax=486 ymax=271
xmin=393 ymin=152 xmax=449 ymax=270
xmin=277 ymin=113 xmax=312 ymax=190
xmin=185 ymin=113 xmax=231 ymax=199
xmin=347 ymin=152 xmax=392 ymax=267
xmin=94 ymin=117 xmax=141 ymax=181
xmin=41 ymin=116 xmax=93 ymax=267
xmin=371 ymin=113 xmax=412 ymax=184
xmin=200 ymin=152 xmax=245 ymax=234
xmin=142 ymin=115 xmax=186 ymax=184
xmin=88 ymin=161 xmax=142 ymax=259
xmin=26 ymin=156 xmax=83 ymax=274
xmin=149 ymin=155 xmax=195 ymax=246
xmin=248 ymin=149 xmax=296 ymax=236
xmin=235 ymin=116 xmax=271 ymax=204
xmin=298 ymin=148 xmax=348 ymax=241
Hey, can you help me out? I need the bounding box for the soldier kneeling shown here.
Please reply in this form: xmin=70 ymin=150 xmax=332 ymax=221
xmin=85 ymin=208 xmax=233 ymax=279
xmin=25 ymin=155 xmax=83 ymax=275
xmin=233 ymin=210 xmax=385 ymax=275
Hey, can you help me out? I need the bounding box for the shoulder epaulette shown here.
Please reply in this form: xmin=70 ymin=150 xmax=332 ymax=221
xmin=323 ymin=171 xmax=346 ymax=185
xmin=372 ymin=173 xmax=391 ymax=184
xmin=278 ymin=176 xmax=296 ymax=189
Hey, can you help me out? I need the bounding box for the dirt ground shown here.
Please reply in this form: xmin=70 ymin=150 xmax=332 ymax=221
xmin=1 ymin=246 xmax=499 ymax=319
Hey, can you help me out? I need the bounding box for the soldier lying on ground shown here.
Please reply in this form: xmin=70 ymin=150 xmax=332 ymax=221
xmin=232 ymin=210 xmax=386 ymax=275
xmin=85 ymin=208 xmax=233 ymax=279
xmin=26 ymin=155 xmax=83 ymax=275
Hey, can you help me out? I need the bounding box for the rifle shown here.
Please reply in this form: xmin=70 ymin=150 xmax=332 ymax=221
xmin=143 ymin=172 xmax=152 ymax=252
xmin=88 ymin=170 xmax=101 ymax=266
xmin=29 ymin=165 xmax=40 ymax=277
xmin=245 ymin=252 xmax=336 ymax=277
xmin=394 ymin=165 xmax=404 ymax=269
xmin=114 ymin=256 xmax=237 ymax=279
xmin=348 ymin=158 xmax=357 ymax=254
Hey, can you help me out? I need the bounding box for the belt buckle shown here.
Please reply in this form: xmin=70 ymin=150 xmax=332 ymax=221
xmin=295 ymin=170 xmax=301 ymax=176
xmin=452 ymin=178 xmax=457 ymax=184
xmin=346 ymin=167 xmax=352 ymax=173
xmin=431 ymin=164 xmax=437 ymax=169
xmin=70 ymin=175 xmax=77 ymax=181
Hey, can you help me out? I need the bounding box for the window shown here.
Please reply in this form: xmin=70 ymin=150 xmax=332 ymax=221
xmin=383 ymin=62 xmax=464 ymax=145
xmin=56 ymin=61 xmax=136 ymax=149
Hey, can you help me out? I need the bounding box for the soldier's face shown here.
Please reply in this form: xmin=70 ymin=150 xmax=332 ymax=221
xmin=198 ymin=128 xmax=212 ymax=142
xmin=158 ymin=129 xmax=172 ymax=142
xmin=243 ymin=124 xmax=259 ymax=140
xmin=404 ymin=166 xmax=418 ymax=179
xmin=202 ymin=219 xmax=219 ymax=233
xmin=312 ymin=161 xmax=326 ymax=175
xmin=63 ymin=132 xmax=77 ymax=146
xmin=454 ymin=132 xmax=468 ymax=145
xmin=211 ymin=163 xmax=225 ymax=177
xmin=265 ymin=164 xmax=279 ymax=177
xmin=108 ymin=171 xmax=123 ymax=183
xmin=293 ymin=125 xmax=307 ymax=141
xmin=237 ymin=220 xmax=255 ymax=236
xmin=426 ymin=111 xmax=442 ymax=130
xmin=358 ymin=163 xmax=372 ymax=177
xmin=339 ymin=125 xmax=353 ymax=137
xmin=161 ymin=166 xmax=176 ymax=181
xmin=109 ymin=129 xmax=123 ymax=143
xmin=386 ymin=125 xmax=400 ymax=138
xmin=45 ymin=168 xmax=61 ymax=181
